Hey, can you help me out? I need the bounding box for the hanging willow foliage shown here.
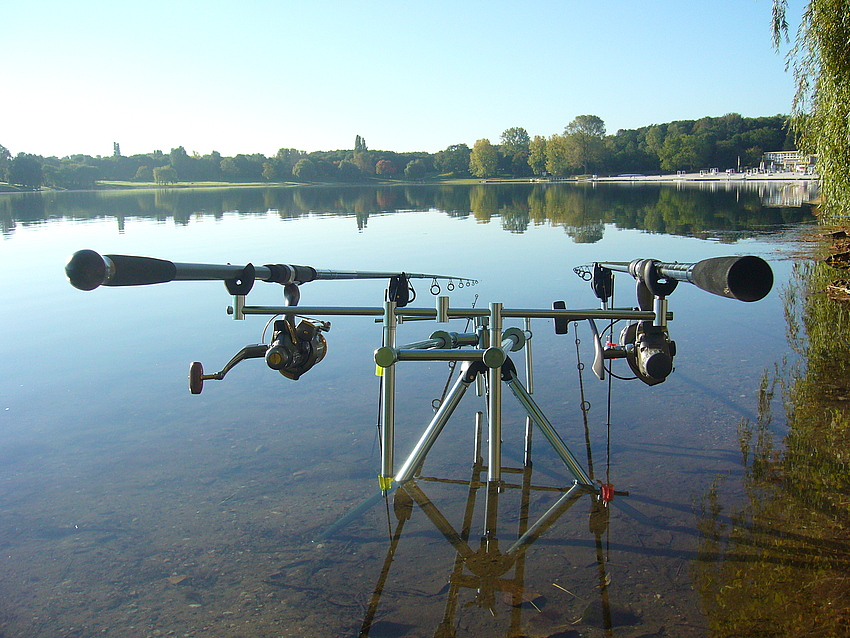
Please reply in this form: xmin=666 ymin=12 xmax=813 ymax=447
xmin=773 ymin=0 xmax=850 ymax=222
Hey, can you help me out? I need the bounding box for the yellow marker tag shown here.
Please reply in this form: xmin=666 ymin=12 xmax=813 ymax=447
xmin=378 ymin=475 xmax=393 ymax=491
xmin=375 ymin=364 xmax=384 ymax=377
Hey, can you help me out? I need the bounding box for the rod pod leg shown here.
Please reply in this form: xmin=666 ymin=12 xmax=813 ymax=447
xmin=394 ymin=362 xmax=478 ymax=484
xmin=504 ymin=372 xmax=594 ymax=487
xmin=379 ymin=300 xmax=397 ymax=491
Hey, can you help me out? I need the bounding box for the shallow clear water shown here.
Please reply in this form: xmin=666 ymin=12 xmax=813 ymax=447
xmin=0 ymin=183 xmax=814 ymax=637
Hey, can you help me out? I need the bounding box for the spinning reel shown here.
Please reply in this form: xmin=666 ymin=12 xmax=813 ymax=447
xmin=265 ymin=317 xmax=330 ymax=380
xmin=187 ymin=316 xmax=331 ymax=394
xmin=187 ymin=272 xmax=430 ymax=393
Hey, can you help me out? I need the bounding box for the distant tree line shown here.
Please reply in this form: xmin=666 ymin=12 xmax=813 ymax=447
xmin=0 ymin=113 xmax=795 ymax=191
xmin=464 ymin=113 xmax=793 ymax=179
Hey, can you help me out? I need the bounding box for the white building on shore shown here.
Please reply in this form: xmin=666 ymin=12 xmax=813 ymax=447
xmin=762 ymin=150 xmax=817 ymax=173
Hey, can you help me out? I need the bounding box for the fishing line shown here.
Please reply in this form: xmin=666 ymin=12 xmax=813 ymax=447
xmin=261 ymin=314 xmax=282 ymax=342
xmin=574 ymin=322 xmax=595 ymax=481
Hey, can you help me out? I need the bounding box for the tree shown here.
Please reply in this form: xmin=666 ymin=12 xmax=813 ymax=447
xmin=564 ymin=115 xmax=606 ymax=174
xmin=658 ymin=133 xmax=709 ymax=172
xmin=773 ymin=0 xmax=850 ymax=220
xmin=221 ymin=154 xmax=264 ymax=182
xmin=352 ymin=150 xmax=375 ymax=175
xmin=500 ymin=127 xmax=530 ymax=156
xmin=202 ymin=151 xmax=223 ymax=181
xmin=8 ymin=153 xmax=43 ymax=189
xmin=292 ymin=158 xmax=317 ymax=182
xmin=403 ymin=158 xmax=427 ymax=180
xmin=153 ymin=165 xmax=177 ymax=185
xmin=44 ymin=163 xmax=99 ymax=189
xmin=134 ymin=166 xmax=153 ymax=182
xmin=354 ymin=135 xmax=367 ymax=154
xmin=469 ymin=138 xmax=498 ymax=178
xmin=0 ymin=143 xmax=11 ymax=181
xmin=528 ymin=135 xmax=547 ymax=175
xmin=220 ymin=158 xmax=239 ymax=181
xmin=375 ymin=159 xmax=398 ymax=176
xmin=499 ymin=127 xmax=531 ymax=177
xmin=606 ymin=128 xmax=655 ymax=174
xmin=275 ymin=148 xmax=304 ymax=175
xmin=169 ymin=146 xmax=194 ymax=181
xmin=643 ymin=125 xmax=666 ymax=158
xmin=434 ymin=143 xmax=471 ymax=176
xmin=544 ymin=134 xmax=571 ymax=176
xmin=337 ymin=159 xmax=361 ymax=181
xmin=509 ymin=150 xmax=532 ymax=177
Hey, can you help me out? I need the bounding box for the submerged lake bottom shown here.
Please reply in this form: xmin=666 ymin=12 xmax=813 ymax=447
xmin=2 ymin=377 xmax=743 ymax=638
xmin=0 ymin=182 xmax=827 ymax=637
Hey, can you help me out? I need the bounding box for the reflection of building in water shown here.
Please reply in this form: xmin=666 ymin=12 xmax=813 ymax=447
xmin=762 ymin=150 xmax=817 ymax=173
xmin=667 ymin=178 xmax=819 ymax=207
xmin=760 ymin=182 xmax=816 ymax=208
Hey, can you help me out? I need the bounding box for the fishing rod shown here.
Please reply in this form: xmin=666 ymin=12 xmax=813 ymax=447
xmin=594 ymin=255 xmax=773 ymax=302
xmin=64 ymin=249 xmax=476 ymax=293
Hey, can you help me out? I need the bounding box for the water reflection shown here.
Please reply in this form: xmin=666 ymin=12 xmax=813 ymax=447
xmin=294 ymin=425 xmax=630 ymax=638
xmin=695 ymin=259 xmax=850 ymax=637
xmin=0 ymin=182 xmax=815 ymax=240
xmin=0 ymin=185 xmax=805 ymax=637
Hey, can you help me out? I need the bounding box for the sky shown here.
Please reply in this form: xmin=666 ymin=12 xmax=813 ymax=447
xmin=3 ymin=0 xmax=807 ymax=159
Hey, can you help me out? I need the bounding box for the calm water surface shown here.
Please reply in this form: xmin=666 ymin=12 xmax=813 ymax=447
xmin=0 ymin=183 xmax=818 ymax=637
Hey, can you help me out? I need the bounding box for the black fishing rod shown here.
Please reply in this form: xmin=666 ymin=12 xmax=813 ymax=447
xmin=64 ymin=249 xmax=475 ymax=292
xmin=597 ymin=255 xmax=773 ymax=302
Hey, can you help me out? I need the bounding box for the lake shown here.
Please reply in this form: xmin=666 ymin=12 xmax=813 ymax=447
xmin=0 ymin=182 xmax=825 ymax=637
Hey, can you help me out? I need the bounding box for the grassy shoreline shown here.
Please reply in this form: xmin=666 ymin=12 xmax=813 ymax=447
xmin=0 ymin=177 xmax=484 ymax=193
xmin=0 ymin=173 xmax=814 ymax=194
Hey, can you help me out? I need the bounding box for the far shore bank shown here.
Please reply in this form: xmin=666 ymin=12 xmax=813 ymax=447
xmin=583 ymin=171 xmax=815 ymax=183
xmin=0 ymin=171 xmax=816 ymax=194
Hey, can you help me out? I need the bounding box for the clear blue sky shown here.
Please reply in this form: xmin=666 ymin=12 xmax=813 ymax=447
xmin=4 ymin=0 xmax=806 ymax=159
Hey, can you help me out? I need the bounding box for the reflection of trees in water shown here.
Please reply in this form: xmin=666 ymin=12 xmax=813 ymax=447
xmin=0 ymin=183 xmax=814 ymax=241
xmin=694 ymin=260 xmax=850 ymax=637
xmin=0 ymin=197 xmax=14 ymax=235
xmin=567 ymin=221 xmax=605 ymax=244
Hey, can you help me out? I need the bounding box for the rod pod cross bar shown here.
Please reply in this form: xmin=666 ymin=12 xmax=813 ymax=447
xmin=65 ymin=249 xmax=474 ymax=292
xmin=597 ymin=255 xmax=773 ymax=302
